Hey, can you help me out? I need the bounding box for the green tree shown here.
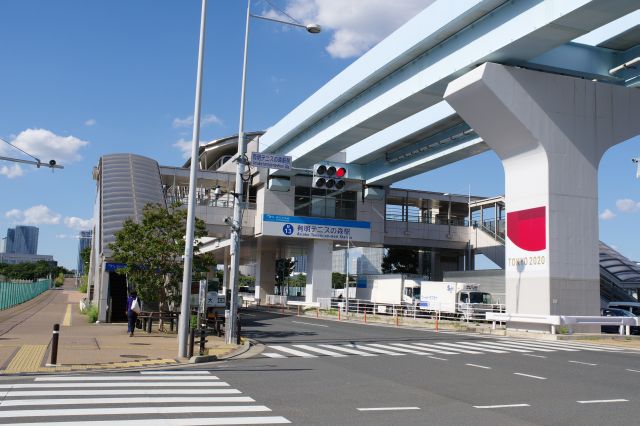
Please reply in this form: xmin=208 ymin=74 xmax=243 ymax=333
xmin=382 ymin=247 xmax=419 ymax=274
xmin=80 ymin=246 xmax=91 ymax=272
xmin=275 ymin=258 xmax=296 ymax=294
xmin=109 ymin=203 xmax=215 ymax=313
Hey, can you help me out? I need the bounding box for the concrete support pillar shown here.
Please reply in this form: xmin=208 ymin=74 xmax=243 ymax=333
xmin=255 ymin=239 xmax=275 ymax=304
xmin=306 ymin=239 xmax=333 ymax=303
xmin=97 ymin=265 xmax=109 ymax=323
xmin=445 ymin=62 xmax=640 ymax=322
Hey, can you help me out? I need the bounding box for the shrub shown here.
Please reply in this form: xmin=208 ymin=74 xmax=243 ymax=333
xmin=85 ymin=305 xmax=99 ymax=323
xmin=54 ymin=272 xmax=65 ymax=287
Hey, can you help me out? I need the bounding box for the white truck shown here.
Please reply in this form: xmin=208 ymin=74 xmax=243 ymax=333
xmin=419 ymin=281 xmax=494 ymax=319
xmin=355 ymin=274 xmax=421 ymax=306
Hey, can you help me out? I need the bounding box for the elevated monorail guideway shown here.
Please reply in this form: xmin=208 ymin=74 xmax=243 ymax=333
xmin=260 ymin=0 xmax=640 ymax=328
xmin=261 ymin=0 xmax=638 ymax=185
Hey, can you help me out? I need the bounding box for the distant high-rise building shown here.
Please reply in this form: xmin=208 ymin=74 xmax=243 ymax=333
xmin=5 ymin=226 xmax=39 ymax=255
xmin=76 ymin=230 xmax=93 ymax=275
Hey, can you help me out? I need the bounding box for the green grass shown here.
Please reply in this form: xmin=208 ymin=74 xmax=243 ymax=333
xmin=84 ymin=304 xmax=98 ymax=323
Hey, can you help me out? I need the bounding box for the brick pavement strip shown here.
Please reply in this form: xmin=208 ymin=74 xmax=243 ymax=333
xmin=4 ymin=344 xmax=47 ymax=373
xmin=0 ymin=280 xmax=241 ymax=374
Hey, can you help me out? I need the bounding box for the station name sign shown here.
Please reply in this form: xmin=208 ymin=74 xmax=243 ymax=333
xmin=262 ymin=214 xmax=371 ymax=242
xmin=251 ymin=152 xmax=292 ymax=170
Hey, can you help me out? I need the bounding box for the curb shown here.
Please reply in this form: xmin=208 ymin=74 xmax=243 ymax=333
xmin=189 ymin=339 xmax=253 ymax=364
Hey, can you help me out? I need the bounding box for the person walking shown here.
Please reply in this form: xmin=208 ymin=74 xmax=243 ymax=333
xmin=126 ymin=291 xmax=141 ymax=337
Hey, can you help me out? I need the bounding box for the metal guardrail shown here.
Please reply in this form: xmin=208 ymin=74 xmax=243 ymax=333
xmin=0 ymin=279 xmax=51 ymax=310
xmin=486 ymin=312 xmax=640 ymax=335
xmin=314 ymin=298 xmax=505 ymax=323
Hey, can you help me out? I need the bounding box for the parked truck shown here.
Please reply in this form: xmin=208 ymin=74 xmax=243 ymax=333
xmin=419 ymin=281 xmax=494 ymax=319
xmin=355 ymin=274 xmax=421 ymax=306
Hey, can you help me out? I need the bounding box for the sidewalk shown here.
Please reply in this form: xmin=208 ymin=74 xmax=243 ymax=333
xmin=0 ymin=279 xmax=242 ymax=375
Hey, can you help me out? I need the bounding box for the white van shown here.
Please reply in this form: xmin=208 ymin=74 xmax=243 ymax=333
xmin=608 ymin=301 xmax=640 ymax=316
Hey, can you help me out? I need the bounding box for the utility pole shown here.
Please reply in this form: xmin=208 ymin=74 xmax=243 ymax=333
xmin=633 ymin=157 xmax=639 ymax=179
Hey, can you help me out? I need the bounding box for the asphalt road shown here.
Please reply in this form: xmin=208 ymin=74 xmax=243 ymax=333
xmin=1 ymin=309 xmax=639 ymax=425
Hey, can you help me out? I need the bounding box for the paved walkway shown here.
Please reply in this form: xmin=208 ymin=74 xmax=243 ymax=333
xmin=0 ymin=279 xmax=240 ymax=375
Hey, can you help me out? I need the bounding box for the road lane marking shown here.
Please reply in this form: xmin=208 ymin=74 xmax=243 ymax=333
xmin=466 ymin=363 xmax=491 ymax=369
xmin=523 ymin=354 xmax=547 ymax=359
xmin=473 ymin=404 xmax=530 ymax=409
xmin=388 ymin=343 xmax=434 ymax=355
xmin=11 ymin=417 xmax=291 ymax=426
xmin=35 ymin=375 xmax=218 ymax=381
xmin=411 ymin=343 xmax=458 ymax=354
xmin=431 ymin=343 xmax=483 ymax=354
xmin=577 ymin=399 xmax=628 ymax=404
xmin=504 ymin=341 xmax=578 ymax=352
xmin=514 ymin=373 xmax=546 ymax=380
xmin=0 ymin=396 xmax=255 ymax=406
xmin=428 ymin=356 xmax=448 ymax=361
xmin=140 ymin=371 xmax=211 ymax=375
xmin=357 ymin=407 xmax=420 ymax=411
xmin=568 ymin=360 xmax=597 ymax=366
xmin=474 ymin=342 xmax=532 ymax=353
xmin=62 ymin=304 xmax=72 ymax=326
xmin=0 ymin=381 xmax=229 ymax=389
xmin=349 ymin=344 xmax=405 ymax=356
xmin=292 ymin=345 xmax=347 ymax=357
xmin=318 ymin=344 xmax=377 ymax=357
xmin=0 ymin=405 xmax=273 ymax=418
xmin=625 ymin=368 xmax=640 ymax=373
xmin=0 ymin=389 xmax=242 ymax=397
xmin=456 ymin=342 xmax=509 ymax=353
xmin=490 ymin=341 xmax=555 ymax=352
xmin=370 ymin=343 xmax=430 ymax=355
xmin=262 ymin=353 xmax=287 ymax=358
xmin=291 ymin=321 xmax=329 ymax=328
xmin=268 ymin=346 xmax=317 ymax=358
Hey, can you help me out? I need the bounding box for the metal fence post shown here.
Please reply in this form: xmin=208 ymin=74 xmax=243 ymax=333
xmin=236 ymin=315 xmax=241 ymax=345
xmin=49 ymin=323 xmax=60 ymax=366
xmin=199 ymin=328 xmax=206 ymax=356
xmin=188 ymin=328 xmax=195 ymax=358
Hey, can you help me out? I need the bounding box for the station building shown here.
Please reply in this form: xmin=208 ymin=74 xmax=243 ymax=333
xmin=87 ymin=134 xmax=494 ymax=322
xmin=87 ymin=133 xmax=640 ymax=323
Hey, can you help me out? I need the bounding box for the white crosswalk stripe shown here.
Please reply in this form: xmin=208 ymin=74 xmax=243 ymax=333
xmin=291 ymin=344 xmax=347 ymax=357
xmin=0 ymin=371 xmax=290 ymax=425
xmin=261 ymin=337 xmax=627 ymax=359
xmin=318 ymin=344 xmax=378 ymax=356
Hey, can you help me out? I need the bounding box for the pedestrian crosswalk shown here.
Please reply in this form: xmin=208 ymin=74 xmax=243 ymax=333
xmin=261 ymin=338 xmax=629 ymax=360
xmin=0 ymin=371 xmax=290 ymax=425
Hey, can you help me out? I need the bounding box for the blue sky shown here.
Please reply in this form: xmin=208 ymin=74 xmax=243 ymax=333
xmin=0 ymin=1 xmax=638 ymax=269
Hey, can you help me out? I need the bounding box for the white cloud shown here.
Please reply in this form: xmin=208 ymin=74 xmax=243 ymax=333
xmin=172 ymin=138 xmax=198 ymax=159
xmin=64 ymin=216 xmax=94 ymax=230
xmin=84 ymin=118 xmax=97 ymax=126
xmin=599 ymin=209 xmax=616 ymax=220
xmin=0 ymin=163 xmax=24 ymax=178
xmin=5 ymin=205 xmax=61 ymax=225
xmin=0 ymin=128 xmax=89 ymax=166
xmin=616 ymin=198 xmax=640 ymax=213
xmin=172 ymin=114 xmax=223 ymax=128
xmin=274 ymin=0 xmax=435 ymax=58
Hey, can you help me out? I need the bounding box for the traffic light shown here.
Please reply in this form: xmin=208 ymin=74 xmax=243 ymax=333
xmin=313 ymin=162 xmax=347 ymax=189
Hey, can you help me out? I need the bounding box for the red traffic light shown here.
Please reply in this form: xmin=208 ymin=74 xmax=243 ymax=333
xmin=336 ymin=167 xmax=346 ymax=178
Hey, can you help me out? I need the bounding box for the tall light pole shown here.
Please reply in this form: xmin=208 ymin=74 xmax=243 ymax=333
xmin=344 ymin=235 xmax=350 ymax=316
xmin=226 ymin=0 xmax=320 ymax=344
xmin=178 ymin=0 xmax=208 ymax=358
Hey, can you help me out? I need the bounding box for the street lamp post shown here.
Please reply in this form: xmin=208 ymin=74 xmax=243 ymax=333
xmin=226 ymin=0 xmax=320 ymax=344
xmin=178 ymin=0 xmax=208 ymax=358
xmin=344 ymin=235 xmax=351 ymax=317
